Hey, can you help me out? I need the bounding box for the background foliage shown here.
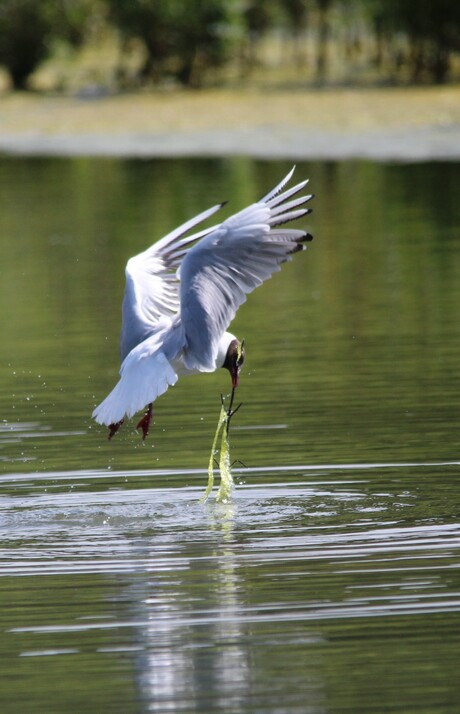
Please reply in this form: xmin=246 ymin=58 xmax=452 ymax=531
xmin=1 ymin=0 xmax=460 ymax=90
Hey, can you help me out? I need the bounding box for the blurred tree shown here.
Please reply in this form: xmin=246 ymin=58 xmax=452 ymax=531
xmin=282 ymin=0 xmax=309 ymax=67
xmin=49 ymin=0 xmax=101 ymax=48
xmin=0 ymin=0 xmax=52 ymax=88
xmin=360 ymin=0 xmax=460 ymax=83
xmin=242 ymin=0 xmax=280 ymax=70
xmin=0 ymin=0 xmax=102 ymax=89
xmin=315 ymin=0 xmax=334 ymax=83
xmin=106 ymin=0 xmax=243 ymax=87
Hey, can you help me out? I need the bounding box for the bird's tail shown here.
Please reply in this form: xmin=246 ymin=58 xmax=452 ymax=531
xmin=92 ymin=348 xmax=178 ymax=427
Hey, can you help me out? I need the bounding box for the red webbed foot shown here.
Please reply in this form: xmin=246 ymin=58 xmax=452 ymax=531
xmin=108 ymin=419 xmax=124 ymax=440
xmin=136 ymin=403 xmax=153 ymax=440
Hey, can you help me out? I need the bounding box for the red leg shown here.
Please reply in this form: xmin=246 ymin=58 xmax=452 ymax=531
xmin=108 ymin=419 xmax=124 ymax=440
xmin=136 ymin=403 xmax=153 ymax=440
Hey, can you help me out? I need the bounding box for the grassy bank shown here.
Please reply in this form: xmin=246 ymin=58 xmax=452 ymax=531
xmin=1 ymin=85 xmax=460 ymax=160
xmin=2 ymin=85 xmax=460 ymax=135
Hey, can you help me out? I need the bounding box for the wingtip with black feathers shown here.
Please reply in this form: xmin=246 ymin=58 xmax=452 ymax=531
xmin=289 ymin=232 xmax=314 ymax=254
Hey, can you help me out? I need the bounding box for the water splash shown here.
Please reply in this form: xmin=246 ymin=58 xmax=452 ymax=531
xmin=203 ymin=405 xmax=234 ymax=503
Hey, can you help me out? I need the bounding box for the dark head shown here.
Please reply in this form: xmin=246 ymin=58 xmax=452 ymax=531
xmin=223 ymin=338 xmax=245 ymax=388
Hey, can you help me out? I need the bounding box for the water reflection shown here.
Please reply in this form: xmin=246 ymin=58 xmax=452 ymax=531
xmin=135 ymin=503 xmax=253 ymax=713
xmin=2 ymin=462 xmax=460 ymax=712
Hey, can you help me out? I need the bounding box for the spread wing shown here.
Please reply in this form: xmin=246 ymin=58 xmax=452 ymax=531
xmin=119 ymin=202 xmax=224 ymax=360
xmin=179 ymin=167 xmax=313 ymax=371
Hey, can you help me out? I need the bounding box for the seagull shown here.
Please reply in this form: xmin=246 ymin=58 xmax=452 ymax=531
xmin=92 ymin=166 xmax=313 ymax=440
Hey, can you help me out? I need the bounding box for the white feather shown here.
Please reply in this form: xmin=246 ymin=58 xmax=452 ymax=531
xmin=92 ymin=338 xmax=178 ymax=425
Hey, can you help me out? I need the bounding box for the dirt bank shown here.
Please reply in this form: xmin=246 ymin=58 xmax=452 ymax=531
xmin=1 ymin=86 xmax=460 ymax=161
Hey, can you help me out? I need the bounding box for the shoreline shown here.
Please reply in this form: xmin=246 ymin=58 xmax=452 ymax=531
xmin=1 ymin=87 xmax=460 ymax=161
xmin=1 ymin=125 xmax=459 ymax=161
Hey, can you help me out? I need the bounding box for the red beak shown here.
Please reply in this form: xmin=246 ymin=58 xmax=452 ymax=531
xmin=231 ymin=368 xmax=239 ymax=388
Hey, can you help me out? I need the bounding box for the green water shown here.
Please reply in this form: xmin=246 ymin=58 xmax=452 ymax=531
xmin=2 ymin=158 xmax=459 ymax=472
xmin=1 ymin=157 xmax=460 ymax=713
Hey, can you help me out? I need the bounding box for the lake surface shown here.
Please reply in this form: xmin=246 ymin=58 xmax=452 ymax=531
xmin=1 ymin=157 xmax=460 ymax=713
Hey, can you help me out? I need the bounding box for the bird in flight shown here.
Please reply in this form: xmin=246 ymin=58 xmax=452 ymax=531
xmin=92 ymin=166 xmax=313 ymax=440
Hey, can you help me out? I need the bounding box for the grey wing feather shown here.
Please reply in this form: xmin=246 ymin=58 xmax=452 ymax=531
xmin=179 ymin=168 xmax=313 ymax=370
xmin=120 ymin=202 xmax=224 ymax=360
